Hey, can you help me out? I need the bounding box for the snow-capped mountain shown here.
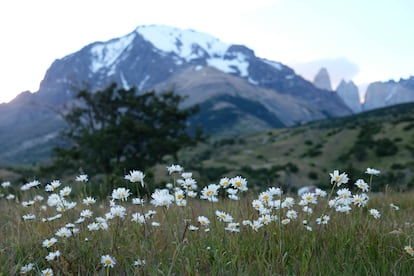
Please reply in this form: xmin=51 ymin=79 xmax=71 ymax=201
xmin=0 ymin=25 xmax=352 ymax=164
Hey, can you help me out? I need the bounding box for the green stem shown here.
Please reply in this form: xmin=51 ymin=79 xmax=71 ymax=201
xmin=211 ymin=200 xmax=216 ymax=229
xmin=83 ymin=183 xmax=88 ymax=199
xmin=305 ymin=181 xmax=338 ymax=271
xmin=278 ymin=194 xmax=283 ymax=261
xmin=320 ymin=181 xmax=338 ymax=219
xmin=167 ymin=241 xmax=183 ymax=276
xmin=369 ymin=175 xmax=373 ymax=191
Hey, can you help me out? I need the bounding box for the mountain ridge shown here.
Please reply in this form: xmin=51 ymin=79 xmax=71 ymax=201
xmin=0 ymin=24 xmax=354 ymax=165
xmin=312 ymin=67 xmax=414 ymax=113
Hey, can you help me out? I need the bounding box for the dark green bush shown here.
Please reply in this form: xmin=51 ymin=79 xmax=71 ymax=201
xmin=308 ymin=171 xmax=318 ymax=180
xmin=304 ymin=140 xmax=313 ymax=146
xmin=374 ymin=138 xmax=398 ymax=157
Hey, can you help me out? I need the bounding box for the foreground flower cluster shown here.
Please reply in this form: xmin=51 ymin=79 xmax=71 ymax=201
xmin=0 ymin=165 xmax=412 ymax=274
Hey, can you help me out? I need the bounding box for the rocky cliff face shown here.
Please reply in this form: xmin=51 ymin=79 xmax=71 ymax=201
xmin=363 ymin=77 xmax=414 ymax=111
xmin=336 ymin=80 xmax=361 ymax=113
xmin=313 ymin=68 xmax=332 ymax=91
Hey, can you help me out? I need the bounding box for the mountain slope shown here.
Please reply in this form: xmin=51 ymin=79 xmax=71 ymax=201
xmin=153 ymin=66 xmax=339 ymax=127
xmin=0 ymin=25 xmax=352 ymax=165
xmin=3 ymin=102 xmax=414 ymax=193
xmin=176 ymin=102 xmax=414 ymax=192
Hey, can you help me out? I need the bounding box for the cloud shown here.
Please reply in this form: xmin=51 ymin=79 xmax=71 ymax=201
xmin=288 ymin=57 xmax=360 ymax=89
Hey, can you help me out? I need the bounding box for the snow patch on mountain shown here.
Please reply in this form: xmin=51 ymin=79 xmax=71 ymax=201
xmin=207 ymin=55 xmax=249 ymax=77
xmin=136 ymin=25 xmax=251 ymax=78
xmin=120 ymin=72 xmax=129 ymax=89
xmin=138 ymin=75 xmax=150 ymax=91
xmin=248 ymin=77 xmax=259 ymax=85
xmin=136 ymin=25 xmax=229 ymax=60
xmin=90 ymin=32 xmax=136 ymax=73
xmin=263 ymin=59 xmax=282 ymax=71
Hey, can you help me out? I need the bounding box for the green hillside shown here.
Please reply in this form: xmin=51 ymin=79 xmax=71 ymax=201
xmin=177 ymin=102 xmax=414 ymax=192
xmin=2 ymin=102 xmax=414 ymax=193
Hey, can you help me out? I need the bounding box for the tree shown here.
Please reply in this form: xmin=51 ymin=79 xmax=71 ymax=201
xmin=53 ymin=83 xmax=203 ymax=176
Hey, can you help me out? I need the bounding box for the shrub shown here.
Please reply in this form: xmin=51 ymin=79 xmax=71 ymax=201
xmin=374 ymin=138 xmax=398 ymax=157
xmin=308 ymin=171 xmax=318 ymax=180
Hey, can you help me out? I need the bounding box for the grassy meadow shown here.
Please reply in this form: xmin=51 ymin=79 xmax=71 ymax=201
xmin=1 ymin=165 xmax=414 ymax=275
xmin=1 ymin=103 xmax=414 ymax=275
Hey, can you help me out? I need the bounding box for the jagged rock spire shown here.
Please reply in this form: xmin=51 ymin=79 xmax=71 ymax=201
xmin=313 ymin=67 xmax=332 ymax=91
xmin=336 ymin=79 xmax=361 ymax=113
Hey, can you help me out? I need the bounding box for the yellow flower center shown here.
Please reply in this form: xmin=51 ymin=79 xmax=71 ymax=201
xmin=235 ymin=181 xmax=241 ymax=187
xmin=105 ymin=259 xmax=112 ymax=265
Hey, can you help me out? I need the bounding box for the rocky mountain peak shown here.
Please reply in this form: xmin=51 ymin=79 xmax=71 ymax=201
xmin=313 ymin=67 xmax=332 ymax=91
xmin=364 ymin=77 xmax=414 ymax=111
xmin=336 ymin=80 xmax=361 ymax=113
xmin=0 ymin=24 xmax=352 ymax=165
